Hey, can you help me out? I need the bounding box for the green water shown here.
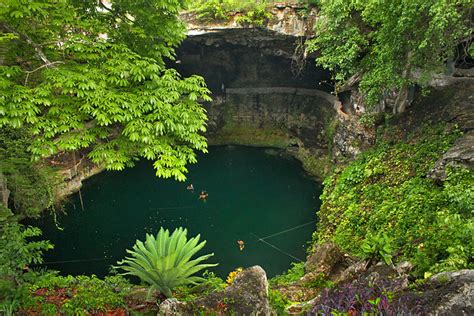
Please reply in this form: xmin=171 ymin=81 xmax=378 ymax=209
xmin=32 ymin=146 xmax=322 ymax=278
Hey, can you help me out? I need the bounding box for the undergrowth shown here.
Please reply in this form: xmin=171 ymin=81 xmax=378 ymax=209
xmin=311 ymin=278 xmax=424 ymax=315
xmin=13 ymin=272 xmax=132 ymax=315
xmin=314 ymin=123 xmax=474 ymax=276
xmin=188 ymin=0 xmax=272 ymax=26
xmin=270 ymin=262 xmax=305 ymax=287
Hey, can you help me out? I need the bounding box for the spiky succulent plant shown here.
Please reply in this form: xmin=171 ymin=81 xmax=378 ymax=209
xmin=115 ymin=227 xmax=217 ymax=298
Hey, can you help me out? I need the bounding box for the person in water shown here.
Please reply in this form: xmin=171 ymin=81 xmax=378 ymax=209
xmin=199 ymin=190 xmax=208 ymax=200
xmin=186 ymin=184 xmax=194 ymax=192
xmin=237 ymin=240 xmax=245 ymax=251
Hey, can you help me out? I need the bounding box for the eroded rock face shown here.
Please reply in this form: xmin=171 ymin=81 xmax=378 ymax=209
xmin=159 ymin=266 xmax=270 ymax=315
xmin=175 ymin=30 xmax=335 ymax=178
xmin=428 ymin=130 xmax=474 ymax=181
xmin=425 ymin=82 xmax=474 ymax=181
xmin=182 ymin=3 xmax=318 ymax=39
xmin=196 ymin=265 xmax=270 ymax=315
xmin=206 ymin=89 xmax=334 ymax=148
xmin=159 ymin=298 xmax=188 ymax=315
xmin=305 ymin=242 xmax=345 ymax=275
xmin=423 ymin=270 xmax=474 ymax=316
xmin=332 ymin=114 xmax=376 ymax=161
xmin=303 ymin=242 xmax=357 ymax=284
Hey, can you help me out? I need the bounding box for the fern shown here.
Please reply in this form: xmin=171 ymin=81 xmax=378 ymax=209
xmin=115 ymin=227 xmax=217 ymax=298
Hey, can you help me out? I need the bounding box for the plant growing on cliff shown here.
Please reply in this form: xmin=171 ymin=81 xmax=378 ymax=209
xmin=360 ymin=233 xmax=393 ymax=265
xmin=307 ymin=0 xmax=472 ymax=113
xmin=314 ymin=123 xmax=473 ymax=276
xmin=0 ymin=128 xmax=57 ymax=218
xmin=0 ymin=220 xmax=53 ymax=306
xmin=269 ymin=262 xmax=305 ymax=286
xmin=0 ymin=0 xmax=211 ymax=181
xmin=189 ymin=0 xmax=271 ymax=24
xmin=235 ymin=6 xmax=272 ymax=27
xmin=311 ymin=278 xmax=423 ymax=315
xmin=115 ymin=227 xmax=217 ymax=298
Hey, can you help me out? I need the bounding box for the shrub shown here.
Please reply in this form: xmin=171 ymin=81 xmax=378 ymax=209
xmin=115 ymin=227 xmax=217 ymax=298
xmin=314 ymin=124 xmax=473 ymax=276
xmin=189 ymin=0 xmax=271 ymax=24
xmin=0 ymin=128 xmax=57 ymax=218
xmin=0 ymin=222 xmax=53 ymax=293
xmin=18 ymin=272 xmax=131 ymax=315
xmin=174 ymin=270 xmax=225 ymax=301
xmin=360 ymin=233 xmax=393 ymax=265
xmin=269 ymin=262 xmax=305 ymax=286
xmin=311 ymin=278 xmax=423 ymax=315
xmin=268 ymin=288 xmax=291 ymax=314
xmin=235 ymin=6 xmax=272 ymax=27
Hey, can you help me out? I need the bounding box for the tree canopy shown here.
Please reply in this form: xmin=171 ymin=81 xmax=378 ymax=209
xmin=0 ymin=0 xmax=211 ymax=181
xmin=307 ymin=0 xmax=472 ymax=112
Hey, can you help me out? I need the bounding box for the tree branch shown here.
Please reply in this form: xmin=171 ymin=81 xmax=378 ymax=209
xmin=24 ymin=61 xmax=65 ymax=85
xmin=340 ymin=73 xmax=363 ymax=92
xmin=0 ymin=22 xmax=52 ymax=65
xmin=98 ymin=0 xmax=134 ymax=24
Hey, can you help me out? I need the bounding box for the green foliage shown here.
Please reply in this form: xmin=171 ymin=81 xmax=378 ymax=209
xmin=0 ymin=221 xmax=52 ymax=316
xmin=268 ymin=288 xmax=291 ymax=314
xmin=358 ymin=113 xmax=381 ymax=129
xmin=18 ymin=272 xmax=131 ymax=314
xmin=115 ymin=227 xmax=217 ymax=298
xmin=270 ymin=262 xmax=305 ymax=286
xmin=298 ymin=0 xmax=320 ymax=6
xmin=360 ymin=233 xmax=393 ymax=265
xmin=0 ymin=0 xmax=212 ymax=181
xmin=307 ymin=0 xmax=472 ymax=107
xmin=189 ymin=0 xmax=230 ymax=21
xmin=0 ymin=222 xmax=53 ymax=290
xmin=0 ymin=128 xmax=56 ymax=218
xmin=174 ymin=270 xmax=226 ymax=301
xmin=302 ymin=272 xmax=335 ymax=289
xmin=315 ymin=124 xmax=473 ymax=276
xmin=443 ymin=166 xmax=474 ymax=216
xmin=235 ymin=6 xmax=272 ymax=27
xmin=189 ymin=0 xmax=271 ymax=25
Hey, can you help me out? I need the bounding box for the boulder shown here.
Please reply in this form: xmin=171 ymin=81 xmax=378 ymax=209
xmin=305 ymin=242 xmax=345 ymax=274
xmin=424 ymin=270 xmax=474 ymax=316
xmin=158 ymin=265 xmax=270 ymax=315
xmin=303 ymin=242 xmax=354 ymax=283
xmin=428 ymin=130 xmax=474 ymax=181
xmin=159 ymin=298 xmax=188 ymax=315
xmin=195 ymin=265 xmax=270 ymax=315
xmin=332 ymin=260 xmax=369 ymax=284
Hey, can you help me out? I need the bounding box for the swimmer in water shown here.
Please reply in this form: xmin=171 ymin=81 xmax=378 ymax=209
xmin=237 ymin=240 xmax=245 ymax=251
xmin=199 ymin=190 xmax=208 ymax=201
xmin=186 ymin=184 xmax=194 ymax=192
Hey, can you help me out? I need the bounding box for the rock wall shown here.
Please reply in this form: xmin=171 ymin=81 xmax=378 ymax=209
xmin=47 ymin=151 xmax=104 ymax=199
xmin=175 ymin=29 xmax=336 ymax=178
xmin=183 ymin=2 xmax=318 ymax=38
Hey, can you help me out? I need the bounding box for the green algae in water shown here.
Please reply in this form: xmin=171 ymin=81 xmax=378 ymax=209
xmin=32 ymin=146 xmax=322 ymax=278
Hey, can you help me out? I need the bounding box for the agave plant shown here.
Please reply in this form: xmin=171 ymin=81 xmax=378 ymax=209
xmin=115 ymin=227 xmax=217 ymax=298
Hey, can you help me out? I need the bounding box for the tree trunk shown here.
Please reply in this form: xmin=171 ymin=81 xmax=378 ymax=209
xmin=392 ymin=86 xmax=410 ymax=114
xmin=0 ymin=172 xmax=10 ymax=208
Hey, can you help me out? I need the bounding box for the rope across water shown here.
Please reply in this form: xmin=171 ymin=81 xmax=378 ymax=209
xmin=35 ymin=220 xmax=316 ymax=266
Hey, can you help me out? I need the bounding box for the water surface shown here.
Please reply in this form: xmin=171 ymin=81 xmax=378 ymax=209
xmin=33 ymin=146 xmax=322 ymax=278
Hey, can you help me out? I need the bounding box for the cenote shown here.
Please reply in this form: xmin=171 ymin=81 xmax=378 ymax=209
xmin=31 ymin=146 xmax=322 ymax=278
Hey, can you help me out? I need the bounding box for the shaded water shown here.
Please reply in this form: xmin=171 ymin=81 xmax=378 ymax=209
xmin=32 ymin=146 xmax=322 ymax=278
